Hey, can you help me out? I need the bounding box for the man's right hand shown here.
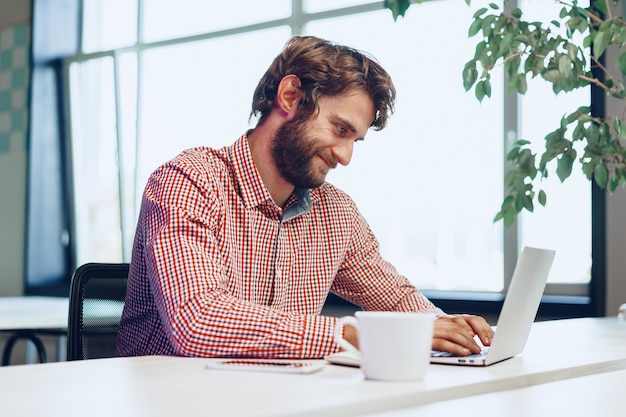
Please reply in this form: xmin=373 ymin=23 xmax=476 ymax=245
xmin=432 ymin=314 xmax=494 ymax=356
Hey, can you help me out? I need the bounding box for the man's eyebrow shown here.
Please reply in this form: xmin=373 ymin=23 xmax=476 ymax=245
xmin=330 ymin=113 xmax=357 ymax=132
xmin=330 ymin=113 xmax=367 ymax=141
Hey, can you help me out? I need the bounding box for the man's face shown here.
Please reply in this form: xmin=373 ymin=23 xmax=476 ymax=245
xmin=271 ymin=91 xmax=375 ymax=189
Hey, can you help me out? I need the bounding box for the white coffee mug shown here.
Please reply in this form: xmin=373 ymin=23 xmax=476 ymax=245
xmin=334 ymin=311 xmax=435 ymax=381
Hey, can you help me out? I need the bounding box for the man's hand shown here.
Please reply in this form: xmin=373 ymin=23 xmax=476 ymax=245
xmin=342 ymin=324 xmax=359 ymax=350
xmin=432 ymin=315 xmax=494 ymax=356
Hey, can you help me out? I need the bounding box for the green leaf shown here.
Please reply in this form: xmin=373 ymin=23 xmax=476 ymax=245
xmin=521 ymin=194 xmax=534 ymax=212
xmin=573 ymin=122 xmax=585 ymax=141
xmin=538 ymin=189 xmax=547 ymax=206
xmin=503 ymin=207 xmax=517 ymax=228
xmin=481 ymin=16 xmax=495 ymax=37
xmin=587 ymin=123 xmax=600 ymax=143
xmin=593 ymin=27 xmax=610 ymax=58
xmin=474 ymin=40 xmax=487 ymax=58
xmin=475 ymin=80 xmax=486 ymax=102
xmin=488 ymin=3 xmax=499 ymax=10
xmin=614 ymin=119 xmax=626 ymax=141
xmin=593 ymin=0 xmax=608 ymax=14
xmin=616 ymin=50 xmax=626 ymax=77
xmin=506 ymin=147 xmax=520 ymax=161
xmin=556 ymin=151 xmax=575 ymax=182
xmin=384 ymin=0 xmax=412 ymax=20
xmin=468 ymin=18 xmax=483 ymax=37
xmin=542 ymin=69 xmax=562 ymax=84
xmin=473 ymin=7 xmax=488 ymax=18
xmin=582 ymin=160 xmax=595 ymax=180
xmin=462 ymin=61 xmax=478 ymax=91
xmin=611 ymin=90 xmax=626 ymax=100
xmin=511 ymin=8 xmax=522 ymax=19
xmin=498 ymin=32 xmax=515 ymax=57
xmin=558 ymin=55 xmax=573 ymax=78
xmin=566 ymin=43 xmax=578 ymax=61
xmin=517 ymin=74 xmax=528 ymax=94
xmin=483 ymin=78 xmax=492 ymax=98
xmin=594 ymin=163 xmax=608 ymax=188
xmin=567 ymin=16 xmax=588 ymax=34
xmin=504 ymin=169 xmax=517 ymax=187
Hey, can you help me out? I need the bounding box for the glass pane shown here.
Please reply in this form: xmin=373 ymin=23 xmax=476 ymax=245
xmin=519 ymin=0 xmax=592 ymax=285
xmin=82 ymin=0 xmax=138 ymax=53
xmin=142 ymin=0 xmax=291 ymax=43
xmin=136 ymin=27 xmax=292 ymax=195
xmin=118 ymin=52 xmax=139 ymax=261
xmin=306 ymin=1 xmax=505 ymax=291
xmin=68 ymin=57 xmax=123 ymax=264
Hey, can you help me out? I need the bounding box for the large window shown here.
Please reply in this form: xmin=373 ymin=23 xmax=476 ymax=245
xmin=62 ymin=0 xmax=592 ymax=298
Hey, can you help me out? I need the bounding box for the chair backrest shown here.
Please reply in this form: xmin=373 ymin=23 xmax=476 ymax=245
xmin=67 ymin=263 xmax=129 ymax=361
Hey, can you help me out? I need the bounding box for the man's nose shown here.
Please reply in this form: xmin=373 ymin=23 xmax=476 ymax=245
xmin=332 ymin=140 xmax=354 ymax=166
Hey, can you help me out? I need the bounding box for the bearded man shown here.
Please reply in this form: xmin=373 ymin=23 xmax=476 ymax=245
xmin=117 ymin=36 xmax=493 ymax=359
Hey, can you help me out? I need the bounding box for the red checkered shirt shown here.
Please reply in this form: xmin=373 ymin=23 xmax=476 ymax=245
xmin=116 ymin=134 xmax=444 ymax=358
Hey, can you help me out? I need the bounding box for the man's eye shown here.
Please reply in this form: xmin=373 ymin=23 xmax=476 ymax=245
xmin=337 ymin=125 xmax=347 ymax=136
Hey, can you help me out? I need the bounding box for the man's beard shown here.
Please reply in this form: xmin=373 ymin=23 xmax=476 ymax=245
xmin=270 ymin=114 xmax=333 ymax=189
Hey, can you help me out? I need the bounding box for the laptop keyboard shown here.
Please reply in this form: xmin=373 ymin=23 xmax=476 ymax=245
xmin=431 ymin=347 xmax=490 ymax=358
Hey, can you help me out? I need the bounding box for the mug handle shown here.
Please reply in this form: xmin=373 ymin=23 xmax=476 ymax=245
xmin=334 ymin=316 xmax=359 ymax=352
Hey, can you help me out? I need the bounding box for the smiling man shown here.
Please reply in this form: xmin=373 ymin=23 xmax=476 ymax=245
xmin=116 ymin=35 xmax=494 ymax=359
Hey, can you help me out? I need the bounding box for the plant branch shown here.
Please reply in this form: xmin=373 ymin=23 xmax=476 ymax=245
xmin=579 ymin=74 xmax=611 ymax=91
xmin=604 ymin=0 xmax=614 ymax=20
xmin=557 ymin=0 xmax=606 ymax=25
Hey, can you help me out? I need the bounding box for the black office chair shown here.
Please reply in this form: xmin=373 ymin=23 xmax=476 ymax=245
xmin=67 ymin=263 xmax=129 ymax=361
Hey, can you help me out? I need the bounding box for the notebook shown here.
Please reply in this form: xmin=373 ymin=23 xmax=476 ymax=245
xmin=430 ymin=246 xmax=556 ymax=366
xmin=325 ymin=246 xmax=555 ymax=368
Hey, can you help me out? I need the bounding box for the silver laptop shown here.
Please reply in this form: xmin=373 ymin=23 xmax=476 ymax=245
xmin=431 ymin=246 xmax=556 ymax=367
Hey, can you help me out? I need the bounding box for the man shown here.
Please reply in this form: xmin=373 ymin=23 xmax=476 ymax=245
xmin=116 ymin=36 xmax=494 ymax=359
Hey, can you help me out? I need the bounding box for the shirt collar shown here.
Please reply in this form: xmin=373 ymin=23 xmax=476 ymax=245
xmin=229 ymin=133 xmax=273 ymax=209
xmin=282 ymin=187 xmax=312 ymax=222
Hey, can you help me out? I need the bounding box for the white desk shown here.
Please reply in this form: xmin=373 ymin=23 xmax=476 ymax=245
xmin=0 ymin=317 xmax=624 ymax=416
xmin=367 ymin=369 xmax=626 ymax=417
xmin=0 ymin=296 xmax=69 ymax=364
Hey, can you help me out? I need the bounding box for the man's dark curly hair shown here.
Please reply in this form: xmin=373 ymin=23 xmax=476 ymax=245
xmin=250 ymin=36 xmax=396 ymax=130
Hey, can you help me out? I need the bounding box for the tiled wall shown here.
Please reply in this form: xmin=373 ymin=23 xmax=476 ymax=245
xmin=0 ymin=23 xmax=29 ymax=296
xmin=0 ymin=24 xmax=29 ymax=153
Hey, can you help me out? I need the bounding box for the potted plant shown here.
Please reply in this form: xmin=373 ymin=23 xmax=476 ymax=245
xmin=385 ymin=0 xmax=626 ymax=227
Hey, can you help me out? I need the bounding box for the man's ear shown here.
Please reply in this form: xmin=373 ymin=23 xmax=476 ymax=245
xmin=276 ymin=75 xmax=302 ymax=117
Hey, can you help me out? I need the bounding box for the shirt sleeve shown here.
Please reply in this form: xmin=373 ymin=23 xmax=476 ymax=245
xmin=331 ymin=198 xmax=445 ymax=316
xmin=139 ymin=159 xmax=338 ymax=359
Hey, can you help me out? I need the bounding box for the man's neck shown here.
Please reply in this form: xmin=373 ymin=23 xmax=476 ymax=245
xmin=247 ymin=123 xmax=294 ymax=207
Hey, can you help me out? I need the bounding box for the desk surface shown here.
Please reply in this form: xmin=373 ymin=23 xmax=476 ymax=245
xmin=369 ymin=368 xmax=626 ymax=417
xmin=0 ymin=296 xmax=69 ymax=330
xmin=0 ymin=317 xmax=624 ymax=417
